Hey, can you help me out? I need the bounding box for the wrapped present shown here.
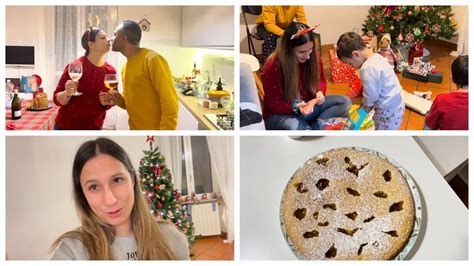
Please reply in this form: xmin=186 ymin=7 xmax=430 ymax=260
xmin=402 ymin=69 xmax=443 ymax=83
xmin=347 ymin=78 xmax=363 ymax=98
xmin=408 ymin=42 xmax=424 ymax=65
xmin=329 ymin=49 xmax=364 ymax=97
xmin=347 ymin=105 xmax=375 ymax=130
xmin=329 ymin=49 xmax=359 ymax=83
xmin=403 ymin=57 xmax=443 ymax=83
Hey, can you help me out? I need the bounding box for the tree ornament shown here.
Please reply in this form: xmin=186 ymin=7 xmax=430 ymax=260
xmin=156 ymin=202 xmax=163 ymax=209
xmin=408 ymin=11 xmax=413 ymax=16
xmin=432 ymin=24 xmax=441 ymax=33
xmin=378 ymin=24 xmax=385 ymax=33
xmin=390 ymin=25 xmax=395 ymax=31
xmin=405 ymin=33 xmax=415 ymax=43
xmin=424 ymin=23 xmax=430 ymax=35
xmin=413 ymin=28 xmax=422 ymax=37
xmin=414 ymin=6 xmax=420 ymax=13
xmin=159 ymin=184 xmax=166 ymax=190
xmin=397 ymin=32 xmax=404 ymax=42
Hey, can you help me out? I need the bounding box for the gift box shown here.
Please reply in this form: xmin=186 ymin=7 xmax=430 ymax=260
xmin=402 ymin=57 xmax=443 ymax=83
xmin=329 ymin=49 xmax=359 ymax=84
xmin=408 ymin=42 xmax=424 ymax=65
xmin=329 ymin=49 xmax=363 ymax=97
xmin=402 ymin=69 xmax=443 ymax=83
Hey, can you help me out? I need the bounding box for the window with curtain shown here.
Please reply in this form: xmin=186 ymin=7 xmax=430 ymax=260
xmin=53 ymin=6 xmax=111 ymax=82
xmin=180 ymin=136 xmax=213 ymax=196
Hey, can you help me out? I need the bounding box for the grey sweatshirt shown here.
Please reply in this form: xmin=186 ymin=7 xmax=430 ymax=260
xmin=51 ymin=223 xmax=190 ymax=260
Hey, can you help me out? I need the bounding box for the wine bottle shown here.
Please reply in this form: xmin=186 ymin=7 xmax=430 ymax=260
xmin=11 ymin=89 xmax=21 ymax=120
xmin=192 ymin=62 xmax=197 ymax=79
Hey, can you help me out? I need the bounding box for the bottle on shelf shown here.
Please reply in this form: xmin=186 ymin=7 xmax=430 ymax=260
xmin=192 ymin=62 xmax=197 ymax=80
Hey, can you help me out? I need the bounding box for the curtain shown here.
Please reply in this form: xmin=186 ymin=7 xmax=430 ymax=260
xmin=206 ymin=136 xmax=234 ymax=243
xmin=157 ymin=136 xmax=183 ymax=191
xmin=55 ymin=6 xmax=79 ymax=72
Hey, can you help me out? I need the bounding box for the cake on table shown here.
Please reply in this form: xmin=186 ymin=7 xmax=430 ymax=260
xmin=281 ymin=148 xmax=415 ymax=260
xmin=31 ymin=92 xmax=49 ymax=109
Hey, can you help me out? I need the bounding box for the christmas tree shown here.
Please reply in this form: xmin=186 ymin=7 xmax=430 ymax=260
xmin=139 ymin=136 xmax=195 ymax=246
xmin=362 ymin=6 xmax=457 ymax=45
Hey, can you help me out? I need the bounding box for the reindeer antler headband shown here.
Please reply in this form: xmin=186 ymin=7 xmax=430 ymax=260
xmin=290 ymin=24 xmax=320 ymax=40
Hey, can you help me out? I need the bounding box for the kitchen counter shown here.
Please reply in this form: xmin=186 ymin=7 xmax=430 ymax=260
xmin=240 ymin=136 xmax=468 ymax=260
xmin=177 ymin=89 xmax=232 ymax=130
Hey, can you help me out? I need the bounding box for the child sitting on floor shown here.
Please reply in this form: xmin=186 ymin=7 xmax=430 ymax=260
xmin=336 ymin=32 xmax=405 ymax=130
xmin=424 ymin=55 xmax=468 ymax=130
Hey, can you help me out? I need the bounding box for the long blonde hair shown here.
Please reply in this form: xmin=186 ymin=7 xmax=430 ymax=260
xmin=50 ymin=138 xmax=177 ymax=260
xmin=273 ymin=22 xmax=320 ymax=102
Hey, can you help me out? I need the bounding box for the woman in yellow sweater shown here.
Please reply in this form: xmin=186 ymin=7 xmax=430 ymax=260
xmin=256 ymin=6 xmax=308 ymax=63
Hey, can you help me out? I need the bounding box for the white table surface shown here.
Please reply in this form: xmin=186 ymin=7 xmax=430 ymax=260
xmin=240 ymin=136 xmax=468 ymax=260
xmin=414 ymin=136 xmax=468 ymax=177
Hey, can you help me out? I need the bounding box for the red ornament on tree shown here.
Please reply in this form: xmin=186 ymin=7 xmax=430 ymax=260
xmin=146 ymin=136 xmax=155 ymax=143
xmin=156 ymin=202 xmax=163 ymax=209
xmin=378 ymin=24 xmax=385 ymax=33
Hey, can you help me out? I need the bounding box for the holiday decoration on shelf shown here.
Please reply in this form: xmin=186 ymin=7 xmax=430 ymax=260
xmin=139 ymin=136 xmax=195 ymax=247
xmin=362 ymin=6 xmax=457 ymax=45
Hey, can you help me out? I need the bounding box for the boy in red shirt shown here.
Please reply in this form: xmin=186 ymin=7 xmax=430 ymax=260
xmin=425 ymin=55 xmax=468 ymax=130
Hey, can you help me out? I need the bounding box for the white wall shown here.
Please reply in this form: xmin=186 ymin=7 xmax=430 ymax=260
xmin=5 ymin=6 xmax=50 ymax=90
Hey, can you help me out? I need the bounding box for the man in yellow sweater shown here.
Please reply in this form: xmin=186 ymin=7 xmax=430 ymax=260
xmin=256 ymin=6 xmax=308 ymax=63
xmin=102 ymin=20 xmax=178 ymax=130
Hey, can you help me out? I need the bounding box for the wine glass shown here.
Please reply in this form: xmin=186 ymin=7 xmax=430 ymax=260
xmin=104 ymin=74 xmax=119 ymax=105
xmin=68 ymin=60 xmax=83 ymax=96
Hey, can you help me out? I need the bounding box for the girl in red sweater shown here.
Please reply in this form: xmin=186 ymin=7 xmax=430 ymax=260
xmin=53 ymin=27 xmax=117 ymax=130
xmin=262 ymin=22 xmax=351 ymax=130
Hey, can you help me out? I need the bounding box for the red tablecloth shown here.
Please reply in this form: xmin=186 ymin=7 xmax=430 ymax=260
xmin=6 ymin=100 xmax=59 ymax=130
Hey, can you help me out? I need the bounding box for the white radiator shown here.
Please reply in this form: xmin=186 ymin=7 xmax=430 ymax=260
xmin=189 ymin=201 xmax=221 ymax=236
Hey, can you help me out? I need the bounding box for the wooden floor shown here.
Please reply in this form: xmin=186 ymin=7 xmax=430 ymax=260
xmin=191 ymin=235 xmax=234 ymax=260
xmin=321 ymin=40 xmax=458 ymax=130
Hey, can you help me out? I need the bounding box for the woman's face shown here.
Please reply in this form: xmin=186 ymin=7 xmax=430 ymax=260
xmin=89 ymin=30 xmax=110 ymax=54
xmin=80 ymin=153 xmax=135 ymax=231
xmin=293 ymin=41 xmax=313 ymax=64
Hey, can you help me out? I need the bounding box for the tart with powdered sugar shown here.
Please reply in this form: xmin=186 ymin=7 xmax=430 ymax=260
xmin=280 ymin=148 xmax=416 ymax=260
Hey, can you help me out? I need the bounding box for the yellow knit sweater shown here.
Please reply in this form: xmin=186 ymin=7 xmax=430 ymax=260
xmin=119 ymin=48 xmax=178 ymax=130
xmin=255 ymin=6 xmax=308 ymax=37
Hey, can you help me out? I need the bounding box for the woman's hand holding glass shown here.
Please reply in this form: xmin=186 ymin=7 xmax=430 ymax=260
xmin=68 ymin=60 xmax=83 ymax=96
xmin=65 ymin=80 xmax=78 ymax=97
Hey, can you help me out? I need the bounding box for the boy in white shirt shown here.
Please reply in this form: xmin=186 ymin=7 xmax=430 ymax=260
xmin=336 ymin=32 xmax=405 ymax=130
